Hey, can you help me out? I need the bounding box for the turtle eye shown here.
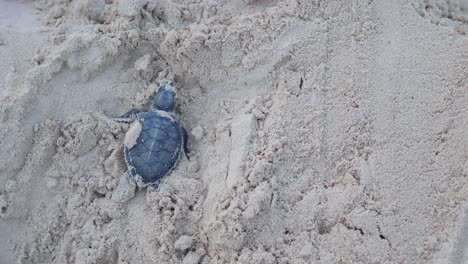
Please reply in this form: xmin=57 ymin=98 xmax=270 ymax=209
xmin=161 ymin=80 xmax=173 ymax=87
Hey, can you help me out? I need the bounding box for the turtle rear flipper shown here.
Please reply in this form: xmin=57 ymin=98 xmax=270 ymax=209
xmin=114 ymin=108 xmax=143 ymax=123
xmin=147 ymin=180 xmax=162 ymax=192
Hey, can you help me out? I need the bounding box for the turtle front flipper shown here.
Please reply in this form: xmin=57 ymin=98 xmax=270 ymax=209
xmin=114 ymin=108 xmax=143 ymax=123
xmin=181 ymin=126 xmax=190 ymax=160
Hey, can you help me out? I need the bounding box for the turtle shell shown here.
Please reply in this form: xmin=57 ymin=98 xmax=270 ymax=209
xmin=124 ymin=111 xmax=182 ymax=186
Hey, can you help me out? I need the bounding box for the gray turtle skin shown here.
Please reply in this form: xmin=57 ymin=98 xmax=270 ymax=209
xmin=115 ymin=80 xmax=189 ymax=188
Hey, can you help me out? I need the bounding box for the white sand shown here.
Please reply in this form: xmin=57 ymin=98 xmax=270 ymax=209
xmin=1 ymin=0 xmax=468 ymax=263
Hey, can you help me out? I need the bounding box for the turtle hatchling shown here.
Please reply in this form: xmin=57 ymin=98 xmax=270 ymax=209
xmin=112 ymin=80 xmax=189 ymax=200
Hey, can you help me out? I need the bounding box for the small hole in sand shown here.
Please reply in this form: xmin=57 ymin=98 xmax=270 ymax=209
xmin=94 ymin=191 xmax=106 ymax=198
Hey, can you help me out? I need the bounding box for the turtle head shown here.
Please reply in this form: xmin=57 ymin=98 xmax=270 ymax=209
xmin=151 ymin=80 xmax=176 ymax=112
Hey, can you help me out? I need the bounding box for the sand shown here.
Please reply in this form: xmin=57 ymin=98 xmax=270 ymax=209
xmin=1 ymin=0 xmax=468 ymax=263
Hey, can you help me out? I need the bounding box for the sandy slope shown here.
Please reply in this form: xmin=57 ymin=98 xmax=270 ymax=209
xmin=1 ymin=0 xmax=468 ymax=263
xmin=0 ymin=1 xmax=47 ymax=263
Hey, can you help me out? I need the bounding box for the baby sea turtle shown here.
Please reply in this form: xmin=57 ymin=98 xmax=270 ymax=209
xmin=112 ymin=80 xmax=189 ymax=201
